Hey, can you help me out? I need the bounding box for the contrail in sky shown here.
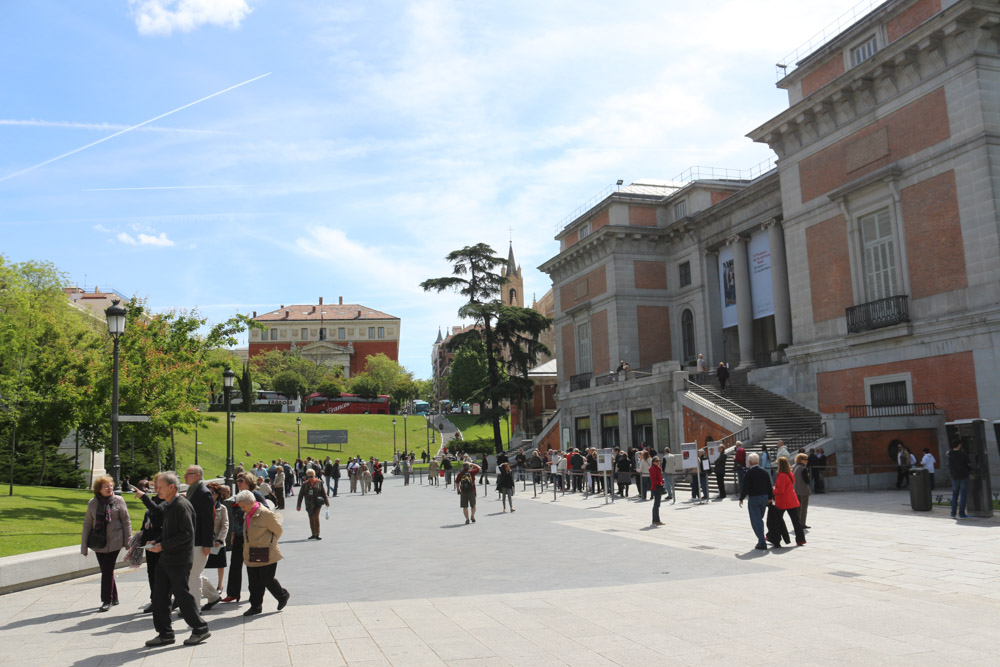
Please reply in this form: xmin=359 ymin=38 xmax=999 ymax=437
xmin=0 ymin=72 xmax=271 ymax=183
xmin=82 ymin=185 xmax=238 ymax=192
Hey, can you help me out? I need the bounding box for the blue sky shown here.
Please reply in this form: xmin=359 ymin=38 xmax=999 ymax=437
xmin=1 ymin=0 xmax=862 ymax=378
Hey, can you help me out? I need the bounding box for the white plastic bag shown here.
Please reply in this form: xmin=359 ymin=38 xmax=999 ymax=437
xmin=325 ymin=505 xmax=330 ymax=520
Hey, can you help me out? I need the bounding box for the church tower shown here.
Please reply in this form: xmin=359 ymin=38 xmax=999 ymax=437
xmin=503 ymin=242 xmax=524 ymax=307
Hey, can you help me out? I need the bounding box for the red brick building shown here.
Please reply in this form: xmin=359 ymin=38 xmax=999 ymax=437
xmin=249 ymin=297 xmax=400 ymax=377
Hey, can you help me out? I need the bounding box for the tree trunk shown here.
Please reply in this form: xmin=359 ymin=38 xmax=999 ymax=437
xmin=482 ymin=316 xmax=504 ymax=454
xmin=38 ymin=429 xmax=47 ymax=486
xmin=170 ymin=427 xmax=176 ymax=469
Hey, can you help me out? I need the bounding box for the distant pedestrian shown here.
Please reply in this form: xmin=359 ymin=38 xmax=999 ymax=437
xmin=234 ymin=490 xmax=290 ymax=617
xmin=331 ymin=458 xmax=341 ymax=496
xmin=442 ymin=455 xmax=454 ymax=487
xmin=323 ymin=458 xmax=336 ymax=495
xmin=204 ymin=483 xmax=230 ymax=597
xmin=403 ymin=458 xmax=411 ymax=486
xmin=793 ymin=453 xmax=811 ymax=530
xmin=81 ymin=475 xmax=131 ymax=612
xmin=479 ymin=454 xmax=490 ymax=485
xmin=733 ymin=441 xmax=747 ymax=494
xmin=661 ymin=447 xmax=676 ymax=500
xmin=739 ymin=453 xmax=774 ymax=551
xmin=895 ymin=444 xmax=911 ymax=489
xmin=696 ymin=353 xmax=708 ymax=382
xmin=496 ymin=463 xmax=516 ymax=512
xmin=636 ymin=450 xmax=651 ymax=501
xmin=649 ymin=456 xmax=665 ymax=526
xmin=428 ymin=458 xmax=439 ymax=485
xmin=143 ymin=472 xmax=210 ymax=647
xmin=272 ymin=466 xmax=286 ymax=510
xmin=717 ymin=362 xmax=730 ymax=390
xmin=456 ymin=462 xmax=480 ymax=524
xmin=920 ymin=448 xmax=936 ymax=489
xmin=714 ymin=445 xmax=728 ymax=499
xmin=296 ymin=469 xmax=328 ymax=539
xmin=770 ymin=457 xmax=806 ymax=546
xmin=947 ymin=441 xmax=970 ymax=519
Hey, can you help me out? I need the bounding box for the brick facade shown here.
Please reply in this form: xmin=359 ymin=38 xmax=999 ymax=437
xmin=628 ymin=205 xmax=658 ymax=227
xmin=800 ymin=53 xmax=846 ymax=97
xmin=561 ymin=324 xmax=576 ymax=378
xmin=559 ymin=265 xmax=608 ymax=310
xmin=805 ymin=215 xmax=853 ymax=322
xmin=637 ymin=306 xmax=670 ymax=369
xmin=633 ymin=260 xmax=668 ymax=290
xmin=851 ymin=428 xmax=939 ymax=469
xmin=591 ymin=309 xmax=610 ymax=375
xmin=901 ymin=170 xmax=968 ymax=299
xmin=887 ymin=0 xmax=940 ymax=42
xmin=682 ymin=406 xmax=728 ymax=447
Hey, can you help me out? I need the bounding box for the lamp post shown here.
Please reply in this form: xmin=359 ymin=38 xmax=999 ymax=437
xmin=223 ymin=366 xmax=236 ymax=489
xmin=194 ymin=407 xmax=200 ymax=465
xmin=392 ymin=419 xmax=397 ymax=458
xmin=296 ymin=416 xmax=302 ymax=460
xmin=104 ymin=300 xmax=127 ymax=491
xmin=403 ymin=413 xmax=408 ymax=457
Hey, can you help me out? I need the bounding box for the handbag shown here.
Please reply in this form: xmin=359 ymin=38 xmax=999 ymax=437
xmin=87 ymin=529 xmax=107 ymax=550
xmin=248 ymin=546 xmax=269 ymax=563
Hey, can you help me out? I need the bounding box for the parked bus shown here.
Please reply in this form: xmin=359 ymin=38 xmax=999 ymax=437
xmin=413 ymin=400 xmax=430 ymax=415
xmin=304 ymin=393 xmax=390 ymax=415
xmin=212 ymin=390 xmax=300 ymax=413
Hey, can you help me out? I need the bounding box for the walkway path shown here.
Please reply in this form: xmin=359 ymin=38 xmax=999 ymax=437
xmin=1 ymin=478 xmax=997 ymax=665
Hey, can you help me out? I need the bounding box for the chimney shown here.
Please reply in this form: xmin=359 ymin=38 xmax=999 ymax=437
xmin=285 ymin=309 xmax=290 ymax=319
xmin=357 ymin=310 xmax=362 ymax=319
xmin=339 ymin=296 xmax=343 ymax=305
xmin=280 ymin=304 xmax=284 ymax=309
xmin=319 ymin=297 xmax=324 ymax=305
xmin=94 ymin=286 xmax=100 ymax=293
xmin=253 ymin=310 xmax=257 ymax=318
xmin=311 ymin=306 xmax=316 ymax=314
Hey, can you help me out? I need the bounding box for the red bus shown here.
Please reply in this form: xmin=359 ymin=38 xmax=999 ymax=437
xmin=305 ymin=393 xmax=390 ymax=415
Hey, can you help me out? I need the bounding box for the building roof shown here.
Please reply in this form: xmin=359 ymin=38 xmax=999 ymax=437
xmin=255 ymin=304 xmax=398 ymax=322
xmin=527 ymin=358 xmax=557 ymax=378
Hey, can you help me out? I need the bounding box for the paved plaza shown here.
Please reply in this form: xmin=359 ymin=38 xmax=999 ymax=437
xmin=2 ymin=476 xmax=999 ymax=666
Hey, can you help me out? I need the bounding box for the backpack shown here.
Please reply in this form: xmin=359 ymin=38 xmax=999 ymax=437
xmin=459 ymin=475 xmax=474 ymax=494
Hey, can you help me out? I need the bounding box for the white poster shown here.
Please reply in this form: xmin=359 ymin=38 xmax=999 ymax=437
xmin=707 ymin=443 xmax=720 ymax=463
xmin=748 ymin=229 xmax=774 ymax=320
xmin=680 ymin=442 xmax=698 ymax=470
xmin=596 ymin=448 xmax=614 ymax=472
xmin=718 ymin=245 xmax=737 ymax=328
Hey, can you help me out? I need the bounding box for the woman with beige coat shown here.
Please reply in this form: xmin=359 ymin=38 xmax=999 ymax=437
xmin=793 ymin=453 xmax=812 ymax=529
xmin=81 ymin=475 xmax=132 ymax=612
xmin=233 ymin=490 xmax=289 ymax=617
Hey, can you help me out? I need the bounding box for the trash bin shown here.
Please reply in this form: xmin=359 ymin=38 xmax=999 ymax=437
xmin=908 ymin=468 xmax=932 ymax=511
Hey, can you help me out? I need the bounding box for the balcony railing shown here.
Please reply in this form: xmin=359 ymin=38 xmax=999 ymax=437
xmin=846 ymin=403 xmax=939 ymax=418
xmin=846 ymin=295 xmax=909 ymax=333
xmin=569 ymin=373 xmax=592 ymax=392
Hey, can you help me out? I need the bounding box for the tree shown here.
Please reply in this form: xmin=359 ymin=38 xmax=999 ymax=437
xmin=272 ymin=370 xmax=307 ymax=402
xmin=348 ymin=373 xmax=381 ymax=400
xmin=447 ymin=338 xmax=488 ymax=405
xmin=237 ymin=362 xmax=253 ymax=413
xmin=422 ymin=244 xmax=551 ymax=453
xmin=315 ymin=376 xmax=345 ymax=399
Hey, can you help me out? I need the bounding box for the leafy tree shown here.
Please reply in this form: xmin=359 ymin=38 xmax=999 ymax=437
xmin=272 ymin=370 xmax=307 ymax=402
xmin=363 ymin=353 xmax=410 ymax=395
xmin=447 ymin=338 xmax=489 ymax=405
xmin=315 ymin=376 xmax=345 ymax=399
xmin=250 ymin=348 xmax=338 ymax=394
xmin=348 ymin=373 xmax=381 ymax=400
xmin=414 ymin=378 xmax=434 ymax=403
xmin=237 ymin=362 xmax=253 ymax=413
xmin=422 ymin=243 xmax=551 ymax=453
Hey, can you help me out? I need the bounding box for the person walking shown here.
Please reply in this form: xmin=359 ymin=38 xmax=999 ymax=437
xmin=222 ymin=473 xmax=265 ymax=603
xmin=636 ymin=450 xmax=651 ymax=501
xmin=234 ymin=490 xmax=290 ymax=617
xmin=661 ymin=447 xmax=676 ymax=500
xmin=272 ymin=465 xmax=286 ymax=510
xmin=717 ymin=362 xmax=730 ymax=390
xmin=323 ymin=457 xmax=335 ymax=496
xmin=615 ymin=450 xmax=633 ymax=497
xmin=714 ymin=445 xmax=728 ymax=499
xmin=948 ymin=440 xmax=971 ymax=519
xmin=373 ymin=461 xmax=384 ymax=494
xmin=793 ymin=453 xmax=812 ymax=529
xmin=770 ymin=457 xmax=806 ymax=546
xmin=348 ymin=459 xmax=359 ymax=493
xmin=697 ymin=446 xmax=711 ymax=500
xmin=81 ymin=475 xmax=132 ymax=612
xmin=331 ymin=458 xmax=341 ymax=497
xmin=496 ymin=462 xmax=516 ymax=512
xmin=696 ymin=353 xmax=708 ymax=383
xmin=403 ymin=457 xmax=411 ymax=486
xmin=183 ymin=466 xmax=222 ymax=613
xmin=739 ymin=453 xmax=774 ymax=551
xmin=134 ymin=476 xmax=165 ymax=612
xmin=297 ymin=468 xmax=328 ymax=539
xmin=143 ymin=472 xmax=211 ymax=647
xmin=733 ymin=441 xmax=747 ymax=495
xmin=649 ymin=456 xmax=665 ymax=526
xmin=456 ymin=462 xmax=480 ymax=524
xmin=759 ymin=445 xmax=772 ymax=483
xmin=479 ymin=453 xmax=490 ymax=485
xmin=204 ymin=483 xmax=230 ymax=597
xmin=428 ymin=457 xmax=439 ymax=486
xmin=360 ymin=463 xmax=372 ymax=495
xmin=920 ymin=448 xmax=936 ymax=489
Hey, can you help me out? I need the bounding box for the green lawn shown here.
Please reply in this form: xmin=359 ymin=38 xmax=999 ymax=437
xmin=445 ymin=414 xmax=512 ymax=445
xmin=175 ymin=412 xmax=440 ymax=477
xmin=0 ymin=485 xmax=146 ymax=558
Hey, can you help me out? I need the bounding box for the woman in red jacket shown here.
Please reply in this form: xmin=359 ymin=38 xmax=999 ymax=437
xmin=649 ymin=457 xmax=665 ymax=526
xmin=772 ymin=457 xmax=806 ymax=546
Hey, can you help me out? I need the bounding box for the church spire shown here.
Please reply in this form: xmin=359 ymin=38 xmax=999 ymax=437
xmin=435 ymin=326 xmax=443 ymax=344
xmin=506 ymin=242 xmax=517 ymax=277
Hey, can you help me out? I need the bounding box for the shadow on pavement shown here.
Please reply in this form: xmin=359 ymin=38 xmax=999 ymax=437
xmin=439 ymin=524 xmax=467 ymax=529
xmin=734 ymin=550 xmax=769 ymax=560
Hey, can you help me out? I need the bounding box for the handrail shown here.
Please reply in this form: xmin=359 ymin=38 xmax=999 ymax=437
xmin=717 ymin=427 xmax=751 ymax=453
xmin=784 ymin=422 xmax=827 ymax=451
xmin=683 ymin=379 xmax=753 ymax=419
xmin=846 ymin=403 xmax=939 ymax=418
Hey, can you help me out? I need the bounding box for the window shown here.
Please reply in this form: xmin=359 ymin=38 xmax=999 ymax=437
xmin=338 ymin=327 xmax=345 ymax=340
xmin=301 ymin=328 xmax=308 ymax=340
xmin=851 ymin=34 xmax=878 ymax=67
xmin=631 ymin=410 xmax=653 ymax=449
xmin=575 ymin=416 xmax=591 ymax=449
xmin=368 ymin=327 xmax=375 ymax=338
xmin=601 ymin=413 xmax=620 ymax=449
xmin=270 ymin=328 xmax=278 ymax=341
xmin=870 ymin=381 xmax=907 ymax=406
xmin=577 ymin=322 xmax=592 ymax=374
xmin=319 ymin=328 xmax=327 ymax=341
xmin=378 ymin=327 xmax=385 ymax=339
xmin=673 ymin=199 xmax=687 ymax=221
xmin=681 ymin=309 xmax=696 ymax=361
xmin=509 ymin=288 xmax=517 ymax=305
xmin=679 ymin=261 xmax=691 ymax=287
xmin=579 ymin=222 xmax=591 ymax=240
xmin=860 ymin=208 xmax=897 ymax=301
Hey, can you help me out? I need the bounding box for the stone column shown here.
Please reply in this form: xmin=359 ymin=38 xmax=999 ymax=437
xmin=731 ymin=235 xmax=755 ymax=368
xmin=767 ymin=220 xmax=793 ymax=348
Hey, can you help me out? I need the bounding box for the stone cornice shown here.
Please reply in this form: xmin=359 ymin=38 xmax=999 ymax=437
xmin=749 ymin=1 xmax=1000 ymax=157
xmin=538 ymin=225 xmax=666 ymax=280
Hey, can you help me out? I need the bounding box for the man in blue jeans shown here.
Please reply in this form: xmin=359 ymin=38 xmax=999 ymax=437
xmin=947 ymin=441 xmax=970 ymax=519
xmin=739 ymin=453 xmax=774 ymax=550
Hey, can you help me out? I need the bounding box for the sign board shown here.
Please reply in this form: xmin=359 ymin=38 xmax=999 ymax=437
xmin=118 ymin=415 xmax=151 ymax=423
xmin=596 ymin=448 xmax=614 ymax=472
xmin=748 ymin=228 xmax=774 ymax=319
xmin=307 ymin=430 xmax=348 ymax=445
xmin=680 ymin=442 xmax=698 ymax=470
xmin=719 ymin=245 xmax=737 ymax=328
xmin=707 ymin=443 xmax=720 ymax=463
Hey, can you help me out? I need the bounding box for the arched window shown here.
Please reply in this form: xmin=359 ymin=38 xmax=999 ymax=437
xmin=509 ymin=288 xmax=517 ymax=305
xmin=681 ymin=309 xmax=696 ymax=361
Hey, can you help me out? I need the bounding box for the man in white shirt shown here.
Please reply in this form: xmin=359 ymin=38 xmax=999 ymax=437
xmin=661 ymin=447 xmax=677 ymax=500
xmin=920 ymin=448 xmax=936 ymax=489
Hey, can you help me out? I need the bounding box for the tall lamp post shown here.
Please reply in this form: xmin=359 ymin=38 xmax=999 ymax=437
xmin=392 ymin=419 xmax=397 ymax=458
xmin=296 ymin=416 xmax=302 ymax=460
xmin=223 ymin=366 xmax=236 ymax=489
xmin=104 ymin=300 xmax=127 ymax=491
xmin=403 ymin=413 xmax=408 ymax=457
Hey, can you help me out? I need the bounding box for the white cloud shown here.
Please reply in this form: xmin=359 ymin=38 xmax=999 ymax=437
xmin=117 ymin=231 xmax=176 ymax=247
xmin=129 ymin=0 xmax=253 ymax=36
xmin=92 ymin=224 xmax=111 ymax=233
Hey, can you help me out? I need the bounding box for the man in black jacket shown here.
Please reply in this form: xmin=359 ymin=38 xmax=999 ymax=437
xmin=948 ymin=441 xmax=971 ymax=519
xmin=184 ymin=465 xmax=221 ymax=612
xmin=145 ymin=472 xmax=210 ymax=647
xmin=739 ymin=453 xmax=774 ymax=550
xmin=714 ymin=446 xmax=728 ymax=499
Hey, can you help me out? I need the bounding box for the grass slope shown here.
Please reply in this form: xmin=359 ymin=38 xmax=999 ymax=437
xmin=445 ymin=414 xmax=512 ymax=445
xmin=0 ymin=485 xmax=146 ymax=558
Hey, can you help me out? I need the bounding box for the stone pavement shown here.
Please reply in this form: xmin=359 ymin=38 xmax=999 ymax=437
xmin=1 ymin=476 xmax=998 ymax=666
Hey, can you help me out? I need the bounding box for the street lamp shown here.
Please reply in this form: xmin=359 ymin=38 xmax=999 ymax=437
xmin=223 ymin=366 xmax=236 ymax=489
xmin=296 ymin=416 xmax=302 ymax=460
xmin=392 ymin=419 xmax=397 ymax=458
xmin=403 ymin=413 xmax=408 ymax=457
xmin=194 ymin=407 xmax=200 ymax=465
xmin=104 ymin=299 xmax=127 ymax=491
